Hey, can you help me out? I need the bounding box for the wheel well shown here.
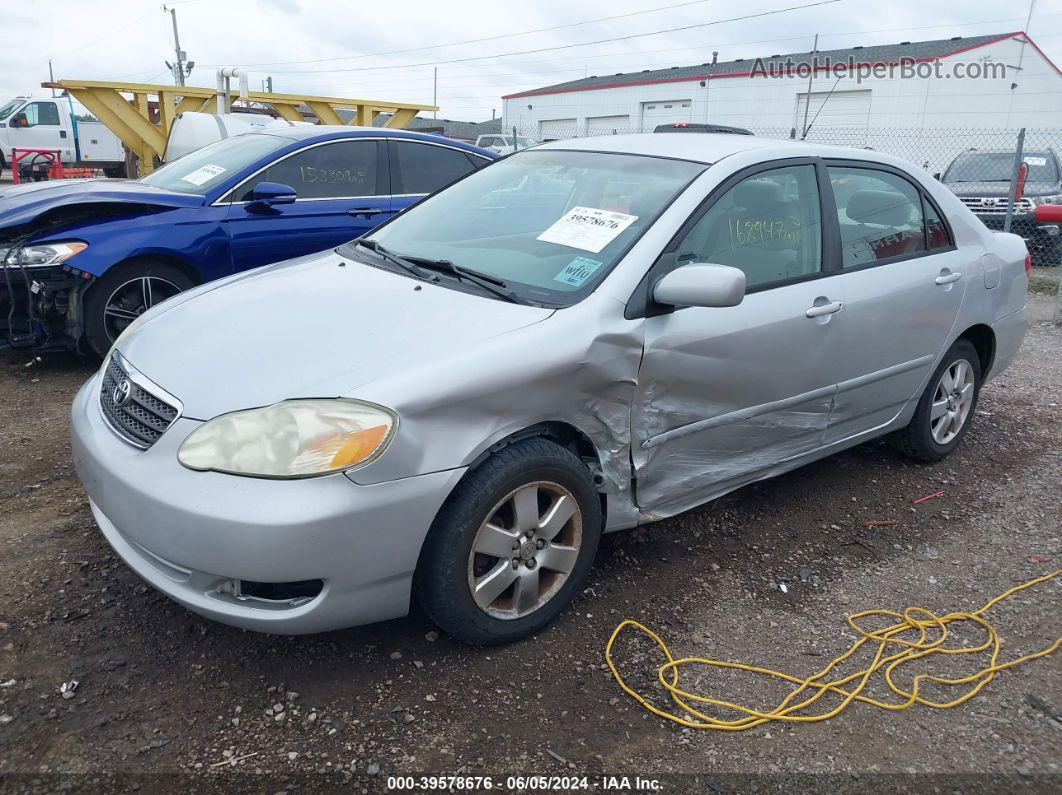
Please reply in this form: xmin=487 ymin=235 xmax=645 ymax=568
xmin=469 ymin=422 xmax=607 ymax=518
xmin=958 ymin=324 xmax=995 ymax=378
xmin=107 ymin=253 xmax=201 ymax=286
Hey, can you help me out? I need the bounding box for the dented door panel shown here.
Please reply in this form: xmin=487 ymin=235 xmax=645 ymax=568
xmin=632 ymin=277 xmax=846 ymax=514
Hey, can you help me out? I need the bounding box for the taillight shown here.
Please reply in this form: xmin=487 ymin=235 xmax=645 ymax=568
xmin=1024 ymin=253 xmax=1032 ymax=275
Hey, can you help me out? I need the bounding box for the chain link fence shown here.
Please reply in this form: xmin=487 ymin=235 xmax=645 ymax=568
xmin=507 ymin=123 xmax=1062 ymax=268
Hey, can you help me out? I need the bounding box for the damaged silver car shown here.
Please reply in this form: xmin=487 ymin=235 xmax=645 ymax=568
xmin=71 ymin=134 xmax=1029 ymax=644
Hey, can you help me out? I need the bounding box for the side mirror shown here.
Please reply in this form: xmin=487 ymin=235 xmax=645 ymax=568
xmin=653 ymin=263 xmax=746 ymax=308
xmin=249 ymin=181 xmax=296 ymax=208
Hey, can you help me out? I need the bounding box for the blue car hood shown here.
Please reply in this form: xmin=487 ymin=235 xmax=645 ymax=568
xmin=0 ymin=179 xmax=204 ymax=230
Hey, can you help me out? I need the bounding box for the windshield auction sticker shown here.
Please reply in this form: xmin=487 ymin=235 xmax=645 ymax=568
xmin=537 ymin=206 xmax=638 ymax=254
xmin=554 ymin=256 xmax=603 ymax=288
xmin=180 ymin=164 xmax=227 ymax=186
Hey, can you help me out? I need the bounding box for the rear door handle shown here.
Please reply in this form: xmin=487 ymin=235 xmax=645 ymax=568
xmin=805 ymin=300 xmax=843 ymax=318
xmin=347 ymin=207 xmax=385 ymax=217
xmin=935 ymin=271 xmax=962 ymax=285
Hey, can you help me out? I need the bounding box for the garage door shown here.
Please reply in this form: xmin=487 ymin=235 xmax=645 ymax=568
xmin=640 ymin=100 xmax=692 ymax=131
xmin=538 ymin=118 xmax=577 ymax=141
xmin=794 ymin=89 xmax=872 ymax=134
xmin=586 ymin=115 xmax=630 ymax=136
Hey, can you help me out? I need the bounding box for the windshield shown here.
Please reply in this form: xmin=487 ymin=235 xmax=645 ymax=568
xmin=139 ymin=133 xmax=291 ymax=194
xmin=0 ymin=99 xmax=23 ymax=120
xmin=944 ymin=151 xmax=1059 ymax=183
xmin=354 ymin=149 xmax=704 ymax=305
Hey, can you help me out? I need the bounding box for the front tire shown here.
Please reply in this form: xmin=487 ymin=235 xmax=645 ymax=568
xmin=890 ymin=339 xmax=981 ymax=462
xmin=415 ymin=438 xmax=602 ymax=645
xmin=82 ymin=260 xmax=193 ymax=357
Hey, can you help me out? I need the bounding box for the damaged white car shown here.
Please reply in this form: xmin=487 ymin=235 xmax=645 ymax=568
xmin=71 ymin=134 xmax=1029 ymax=644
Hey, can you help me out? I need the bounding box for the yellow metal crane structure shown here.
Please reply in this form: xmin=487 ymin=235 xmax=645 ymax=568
xmin=42 ymin=79 xmax=437 ymax=174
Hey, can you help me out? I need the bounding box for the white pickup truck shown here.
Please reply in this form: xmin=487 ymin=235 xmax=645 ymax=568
xmin=474 ymin=133 xmax=538 ymax=155
xmin=0 ymin=96 xmax=126 ymax=177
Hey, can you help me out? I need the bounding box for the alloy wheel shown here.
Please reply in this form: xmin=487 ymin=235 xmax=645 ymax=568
xmin=103 ymin=276 xmax=182 ymax=343
xmin=467 ymin=480 xmax=583 ymax=620
xmin=930 ymin=358 xmax=975 ymax=445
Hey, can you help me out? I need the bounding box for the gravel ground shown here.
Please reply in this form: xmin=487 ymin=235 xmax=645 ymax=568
xmin=0 ymin=295 xmax=1059 ymax=794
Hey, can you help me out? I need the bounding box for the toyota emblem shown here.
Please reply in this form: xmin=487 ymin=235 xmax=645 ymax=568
xmin=112 ymin=378 xmax=132 ymax=407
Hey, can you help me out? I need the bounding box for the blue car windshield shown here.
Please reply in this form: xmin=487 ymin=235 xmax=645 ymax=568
xmin=139 ymin=133 xmax=291 ymax=195
xmin=358 ymin=149 xmax=704 ymax=306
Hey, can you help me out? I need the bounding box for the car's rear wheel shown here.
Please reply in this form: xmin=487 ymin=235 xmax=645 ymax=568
xmin=415 ymin=438 xmax=601 ymax=645
xmin=83 ymin=259 xmax=193 ymax=357
xmin=890 ymin=339 xmax=981 ymax=462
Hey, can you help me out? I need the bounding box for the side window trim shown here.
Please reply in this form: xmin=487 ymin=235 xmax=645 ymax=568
xmin=217 ymin=138 xmax=385 ymax=205
xmin=625 ymin=156 xmax=831 ymax=320
xmin=822 ymin=157 xmax=957 ymax=274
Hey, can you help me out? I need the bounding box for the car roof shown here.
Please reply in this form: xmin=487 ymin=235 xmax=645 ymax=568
xmin=268 ymin=124 xmax=487 ymax=149
xmin=535 ymin=133 xmax=905 ymax=167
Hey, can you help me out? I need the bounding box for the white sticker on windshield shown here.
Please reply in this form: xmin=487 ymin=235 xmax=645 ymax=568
xmin=1023 ymin=156 xmax=1047 ymax=167
xmin=180 ymin=164 xmax=227 ymax=186
xmin=536 ymin=206 xmax=638 ymax=254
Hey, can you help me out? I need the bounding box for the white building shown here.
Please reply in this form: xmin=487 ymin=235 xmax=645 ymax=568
xmin=502 ymin=32 xmax=1062 ymax=171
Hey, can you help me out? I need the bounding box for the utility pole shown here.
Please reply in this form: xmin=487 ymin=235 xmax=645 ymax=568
xmin=48 ymin=60 xmax=57 ymax=97
xmin=163 ymin=5 xmax=187 ymax=86
xmin=433 ymin=68 xmax=437 ymax=119
xmin=801 ymin=33 xmax=818 ymax=139
xmin=266 ymin=76 xmax=273 ymax=93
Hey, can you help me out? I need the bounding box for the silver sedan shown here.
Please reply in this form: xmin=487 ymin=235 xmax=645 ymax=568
xmin=71 ymin=134 xmax=1029 ymax=644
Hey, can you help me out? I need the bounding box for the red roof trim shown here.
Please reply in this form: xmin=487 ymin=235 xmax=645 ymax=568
xmin=502 ymin=31 xmax=1042 ymax=100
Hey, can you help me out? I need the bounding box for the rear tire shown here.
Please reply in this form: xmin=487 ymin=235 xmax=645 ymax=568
xmin=890 ymin=339 xmax=981 ymax=462
xmin=415 ymin=438 xmax=601 ymax=645
xmin=83 ymin=260 xmax=193 ymax=357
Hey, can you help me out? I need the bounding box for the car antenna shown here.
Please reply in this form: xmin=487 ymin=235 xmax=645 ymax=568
xmin=801 ymin=74 xmax=843 ymax=141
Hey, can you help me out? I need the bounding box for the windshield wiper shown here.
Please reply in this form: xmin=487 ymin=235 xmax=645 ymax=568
xmin=352 ymin=239 xmax=437 ymax=282
xmin=401 ymin=256 xmax=526 ymax=304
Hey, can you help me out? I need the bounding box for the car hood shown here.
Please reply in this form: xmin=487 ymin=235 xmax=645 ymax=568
xmin=118 ymin=250 xmax=555 ymax=419
xmin=944 ymin=181 xmax=1059 ymax=199
xmin=0 ymin=178 xmax=204 ymax=230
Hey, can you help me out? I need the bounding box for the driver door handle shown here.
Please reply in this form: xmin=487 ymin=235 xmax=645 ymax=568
xmin=347 ymin=207 xmax=385 ymax=217
xmin=935 ymin=271 xmax=962 ymax=285
xmin=805 ymin=300 xmax=843 ymax=318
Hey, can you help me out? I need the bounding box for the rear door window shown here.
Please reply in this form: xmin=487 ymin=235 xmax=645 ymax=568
xmin=391 ymin=141 xmax=478 ymax=195
xmin=828 ymin=167 xmax=927 ymax=267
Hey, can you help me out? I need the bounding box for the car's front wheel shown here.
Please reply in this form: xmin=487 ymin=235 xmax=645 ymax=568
xmin=891 ymin=338 xmax=982 ymax=462
xmin=415 ymin=438 xmax=602 ymax=645
xmin=83 ymin=259 xmax=193 ymax=357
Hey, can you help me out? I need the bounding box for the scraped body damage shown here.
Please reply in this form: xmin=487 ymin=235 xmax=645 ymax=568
xmin=630 ymin=278 xmax=848 ymax=518
xmin=344 ymin=292 xmax=645 ymax=533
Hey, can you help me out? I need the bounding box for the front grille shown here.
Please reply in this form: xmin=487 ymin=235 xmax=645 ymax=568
xmin=99 ymin=355 xmax=179 ymax=449
xmin=959 ymin=196 xmax=1034 ymax=216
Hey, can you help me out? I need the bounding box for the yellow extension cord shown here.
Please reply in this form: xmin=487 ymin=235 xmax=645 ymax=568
xmin=605 ymin=569 xmax=1061 ymax=731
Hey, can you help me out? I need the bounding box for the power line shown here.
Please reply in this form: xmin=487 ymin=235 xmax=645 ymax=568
xmin=271 ymin=15 xmax=1059 ymax=90
xmin=207 ymin=0 xmax=844 ymax=75
xmin=215 ymin=0 xmax=720 ymax=68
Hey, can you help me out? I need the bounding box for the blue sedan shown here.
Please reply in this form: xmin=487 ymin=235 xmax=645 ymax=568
xmin=0 ymin=127 xmax=497 ymax=355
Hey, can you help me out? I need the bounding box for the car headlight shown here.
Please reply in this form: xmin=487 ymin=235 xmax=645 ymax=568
xmin=1036 ymin=194 xmax=1062 ymax=206
xmin=4 ymin=241 xmax=87 ymax=268
xmin=177 ymin=399 xmax=397 ymax=478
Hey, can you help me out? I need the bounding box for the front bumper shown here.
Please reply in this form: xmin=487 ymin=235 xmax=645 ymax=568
xmin=71 ymin=373 xmax=466 ymax=634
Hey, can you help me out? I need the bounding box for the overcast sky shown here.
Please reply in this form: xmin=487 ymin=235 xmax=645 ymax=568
xmin=2 ymin=0 xmax=1059 ymax=121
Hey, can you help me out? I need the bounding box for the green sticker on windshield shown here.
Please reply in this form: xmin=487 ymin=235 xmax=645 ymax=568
xmin=554 ymin=256 xmax=603 ymax=288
